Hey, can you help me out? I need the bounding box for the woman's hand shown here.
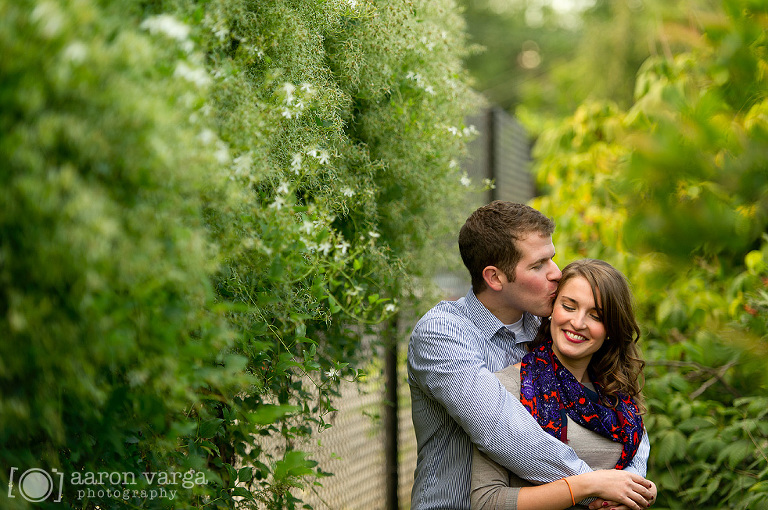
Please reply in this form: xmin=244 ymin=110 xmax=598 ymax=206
xmin=571 ymin=470 xmax=655 ymax=510
xmin=590 ymin=480 xmax=657 ymax=510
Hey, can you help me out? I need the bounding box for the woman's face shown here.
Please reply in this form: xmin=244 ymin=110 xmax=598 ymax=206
xmin=550 ymin=275 xmax=607 ymax=367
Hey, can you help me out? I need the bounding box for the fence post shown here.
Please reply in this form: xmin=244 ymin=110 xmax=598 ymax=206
xmin=384 ymin=313 xmax=400 ymax=510
xmin=487 ymin=107 xmax=498 ymax=202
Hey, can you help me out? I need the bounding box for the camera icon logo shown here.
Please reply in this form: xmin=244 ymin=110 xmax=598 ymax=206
xmin=8 ymin=467 xmax=64 ymax=503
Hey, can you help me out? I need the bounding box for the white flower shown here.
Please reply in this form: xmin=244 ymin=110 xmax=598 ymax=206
xmin=318 ymin=241 xmax=333 ymax=256
xmin=141 ymin=15 xmax=190 ymax=42
xmin=214 ymin=141 xmax=230 ymax=164
xmin=384 ymin=303 xmax=397 ymax=313
xmin=270 ymin=196 xmax=286 ymax=210
xmin=335 ymin=240 xmax=350 ymax=255
xmin=248 ymin=45 xmax=265 ymax=58
xmin=300 ymin=221 xmax=315 ymax=234
xmin=174 ymin=62 xmax=211 ymax=88
xmin=447 ymin=126 xmax=460 ymax=136
xmin=463 ymin=125 xmax=479 ymax=137
xmin=424 ymin=85 xmax=435 ymax=95
xmin=326 ymin=368 xmax=341 ymax=379
xmin=281 ymin=109 xmax=293 ymax=119
xmin=368 ymin=231 xmax=380 ymax=239
xmin=460 ymin=174 xmax=471 ymax=187
xmin=31 ymin=2 xmax=65 ymax=38
xmin=282 ymin=83 xmax=296 ymax=105
xmin=291 ymin=153 xmax=303 ymax=170
xmin=449 ymin=159 xmax=459 ymax=169
xmin=198 ymin=129 xmax=217 ymax=145
xmin=341 ymin=187 xmax=355 ymax=197
xmin=317 ymin=150 xmax=331 ymax=165
xmin=307 ymin=148 xmax=319 ymax=158
xmin=214 ymin=26 xmax=229 ymax=42
xmin=232 ymin=152 xmax=253 ymax=176
xmin=276 ymin=181 xmax=290 ymax=195
xmin=300 ymin=83 xmax=315 ymax=94
xmin=62 ymin=41 xmax=88 ymax=63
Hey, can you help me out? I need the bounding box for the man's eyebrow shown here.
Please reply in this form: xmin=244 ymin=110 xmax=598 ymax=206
xmin=531 ymin=254 xmax=553 ymax=266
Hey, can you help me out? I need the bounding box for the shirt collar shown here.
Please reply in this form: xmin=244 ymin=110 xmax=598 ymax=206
xmin=466 ymin=288 xmax=543 ymax=344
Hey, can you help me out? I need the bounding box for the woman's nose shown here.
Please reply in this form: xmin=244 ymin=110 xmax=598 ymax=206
xmin=570 ymin=313 xmax=586 ymax=329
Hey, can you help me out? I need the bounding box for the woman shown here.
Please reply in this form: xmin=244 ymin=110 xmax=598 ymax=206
xmin=471 ymin=259 xmax=657 ymax=510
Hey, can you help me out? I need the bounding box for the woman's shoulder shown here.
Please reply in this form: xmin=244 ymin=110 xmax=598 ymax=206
xmin=495 ymin=363 xmax=522 ymax=394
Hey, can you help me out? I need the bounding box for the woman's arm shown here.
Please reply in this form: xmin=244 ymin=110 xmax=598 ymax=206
xmin=471 ymin=446 xmax=655 ymax=510
xmin=517 ymin=471 xmax=654 ymax=510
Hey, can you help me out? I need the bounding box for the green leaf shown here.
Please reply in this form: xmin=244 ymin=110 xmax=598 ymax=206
xmin=655 ymin=429 xmax=687 ymax=463
xmin=237 ymin=467 xmax=253 ymax=483
xmin=745 ymin=250 xmax=765 ymax=273
xmin=249 ymin=404 xmax=299 ymax=425
xmin=274 ymin=450 xmax=317 ymax=480
xmin=700 ymin=477 xmax=720 ymax=504
xmin=717 ymin=440 xmax=753 ymax=468
xmin=231 ymin=487 xmax=254 ymax=500
xmin=198 ymin=418 xmax=224 ymax=439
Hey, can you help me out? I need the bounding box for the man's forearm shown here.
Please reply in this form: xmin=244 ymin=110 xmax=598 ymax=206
xmin=470 ymin=391 xmax=592 ymax=484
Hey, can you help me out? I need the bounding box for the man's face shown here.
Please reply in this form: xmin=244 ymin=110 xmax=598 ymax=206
xmin=499 ymin=233 xmax=561 ymax=320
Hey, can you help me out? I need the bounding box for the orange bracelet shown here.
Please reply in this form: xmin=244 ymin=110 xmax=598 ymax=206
xmin=561 ymin=477 xmax=576 ymax=506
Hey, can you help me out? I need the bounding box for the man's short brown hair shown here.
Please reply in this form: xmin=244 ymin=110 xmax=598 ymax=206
xmin=458 ymin=201 xmax=555 ymax=292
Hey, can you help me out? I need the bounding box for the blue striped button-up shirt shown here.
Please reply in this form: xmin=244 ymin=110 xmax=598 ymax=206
xmin=407 ymin=289 xmax=649 ymax=510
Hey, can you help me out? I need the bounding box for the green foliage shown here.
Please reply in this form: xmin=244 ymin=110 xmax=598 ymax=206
xmin=529 ymin=1 xmax=768 ymax=507
xmin=1 ymin=0 xmax=479 ymax=508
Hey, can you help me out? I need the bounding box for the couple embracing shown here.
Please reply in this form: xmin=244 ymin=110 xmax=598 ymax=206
xmin=408 ymin=201 xmax=657 ymax=510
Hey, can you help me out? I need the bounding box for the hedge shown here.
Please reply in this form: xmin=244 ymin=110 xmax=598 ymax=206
xmin=0 ymin=0 xmax=480 ymax=508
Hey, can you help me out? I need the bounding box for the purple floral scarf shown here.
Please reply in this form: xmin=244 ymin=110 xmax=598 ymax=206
xmin=520 ymin=339 xmax=643 ymax=469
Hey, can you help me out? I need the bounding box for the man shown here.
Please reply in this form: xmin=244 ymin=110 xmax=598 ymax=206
xmin=408 ymin=201 xmax=650 ymax=510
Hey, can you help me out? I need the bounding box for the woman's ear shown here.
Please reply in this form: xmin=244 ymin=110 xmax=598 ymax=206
xmin=481 ymin=265 xmax=505 ymax=292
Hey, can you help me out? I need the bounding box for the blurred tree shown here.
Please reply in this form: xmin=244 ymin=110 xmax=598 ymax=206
xmin=528 ymin=0 xmax=768 ymax=506
xmin=460 ymin=0 xmax=579 ymax=111
xmin=459 ymin=0 xmax=706 ymax=131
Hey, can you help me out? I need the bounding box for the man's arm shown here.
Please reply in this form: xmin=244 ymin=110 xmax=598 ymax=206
xmin=409 ymin=316 xmax=592 ymax=483
xmin=623 ymin=428 xmax=650 ymax=476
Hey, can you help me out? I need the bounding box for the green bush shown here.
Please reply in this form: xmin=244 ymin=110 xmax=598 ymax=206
xmin=528 ymin=1 xmax=768 ymax=507
xmin=0 ymin=0 xmax=479 ymax=508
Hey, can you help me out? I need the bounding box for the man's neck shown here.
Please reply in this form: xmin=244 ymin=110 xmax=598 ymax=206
xmin=475 ymin=290 xmax=523 ymax=325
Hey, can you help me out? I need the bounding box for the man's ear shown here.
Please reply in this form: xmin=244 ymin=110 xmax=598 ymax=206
xmin=481 ymin=266 xmax=505 ymax=292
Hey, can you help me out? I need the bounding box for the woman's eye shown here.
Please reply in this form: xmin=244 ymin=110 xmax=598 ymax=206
xmin=561 ymin=304 xmax=575 ymax=311
xmin=590 ymin=314 xmax=601 ymax=321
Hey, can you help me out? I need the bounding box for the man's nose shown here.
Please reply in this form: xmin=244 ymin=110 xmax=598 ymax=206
xmin=548 ymin=261 xmax=562 ymax=281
